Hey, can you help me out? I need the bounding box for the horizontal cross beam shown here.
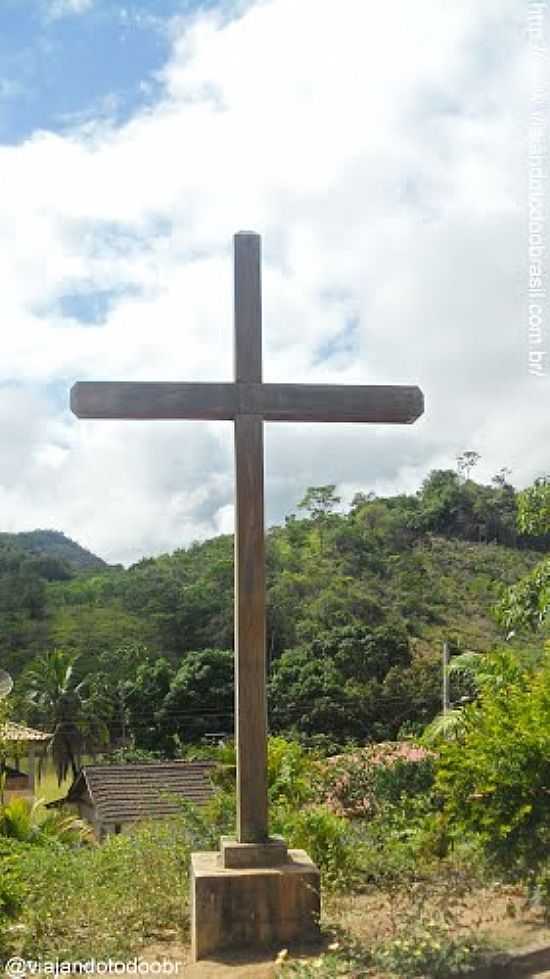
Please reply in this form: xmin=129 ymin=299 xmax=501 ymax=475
xmin=71 ymin=382 xmax=424 ymax=424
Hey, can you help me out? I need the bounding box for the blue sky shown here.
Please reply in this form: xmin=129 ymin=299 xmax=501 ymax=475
xmin=0 ymin=0 xmax=546 ymax=564
xmin=0 ymin=0 xmax=208 ymax=142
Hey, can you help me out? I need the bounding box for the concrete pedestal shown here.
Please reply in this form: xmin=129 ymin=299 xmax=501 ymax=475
xmin=220 ymin=834 xmax=288 ymax=868
xmin=190 ymin=849 xmax=321 ymax=962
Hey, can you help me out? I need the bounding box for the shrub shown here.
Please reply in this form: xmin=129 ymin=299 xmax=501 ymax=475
xmin=0 ymin=797 xmax=94 ymax=846
xmin=373 ymin=921 xmax=490 ymax=978
xmin=0 ymin=838 xmax=27 ymax=912
xmin=0 ymin=839 xmax=28 ymax=957
xmin=280 ymin=922 xmax=492 ymax=978
xmin=324 ymin=742 xmax=435 ymax=819
xmin=278 ymin=938 xmax=372 ymax=976
xmin=356 ymin=796 xmax=451 ymax=885
xmin=370 ymin=868 xmax=492 ymax=976
xmin=272 ymin=804 xmax=363 ymax=890
xmin=436 ymin=649 xmax=550 ymax=872
xmin=191 ymin=736 xmax=320 ymax=807
xmin=267 ymin=736 xmax=321 ymax=806
xmin=7 ymin=820 xmax=191 ymax=960
xmin=372 ymin=754 xmax=435 ymax=805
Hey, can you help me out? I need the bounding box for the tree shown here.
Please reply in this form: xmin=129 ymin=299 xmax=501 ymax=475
xmin=491 ymin=467 xmax=512 ymax=489
xmin=269 ymin=623 xmax=414 ymax=742
xmin=497 ymin=476 xmax=550 ymax=631
xmin=25 ymin=649 xmax=103 ymax=784
xmin=456 ymin=451 xmax=481 ymax=481
xmin=497 ymin=560 xmax=550 ymax=633
xmin=298 ymin=485 xmax=341 ymax=553
xmin=308 ymin=622 xmax=411 ymax=683
xmin=86 ymin=640 xmax=154 ymax=746
xmin=125 ymin=656 xmax=175 ymax=754
xmin=350 ymin=491 xmax=376 ymax=509
xmin=269 ymin=646 xmax=366 ymax=740
xmin=411 ymin=466 xmax=521 ymax=544
xmin=414 ymin=470 xmax=464 ymax=536
xmin=346 ymin=498 xmax=414 ymax=565
xmin=298 ymin=485 xmax=341 ymax=522
xmin=517 ymin=476 xmax=550 ymax=536
xmin=436 ymin=649 xmax=550 ymax=872
xmin=157 ymin=649 xmax=234 ymax=745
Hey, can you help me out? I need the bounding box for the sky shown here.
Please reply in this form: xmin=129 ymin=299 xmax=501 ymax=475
xmin=0 ymin=0 xmax=548 ymax=566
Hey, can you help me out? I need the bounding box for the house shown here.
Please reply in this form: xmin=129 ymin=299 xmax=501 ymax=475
xmin=1 ymin=721 xmax=51 ymax=802
xmin=65 ymin=761 xmax=216 ymax=837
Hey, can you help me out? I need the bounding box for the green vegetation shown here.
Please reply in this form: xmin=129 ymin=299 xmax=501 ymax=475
xmin=497 ymin=476 xmax=550 ymax=632
xmin=436 ymin=648 xmax=550 ymax=873
xmin=0 ymin=529 xmax=108 ymax=573
xmin=3 ymin=468 xmax=549 ymax=753
xmin=25 ymin=648 xmax=107 ymax=783
xmin=0 ymin=734 xmax=506 ymax=969
xmin=0 ymin=797 xmax=93 ymax=845
xmin=2 ymin=465 xmax=550 ymax=974
xmin=0 ymin=822 xmax=190 ymax=960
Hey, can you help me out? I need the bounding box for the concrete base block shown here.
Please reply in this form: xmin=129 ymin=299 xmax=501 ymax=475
xmin=220 ymin=835 xmax=288 ymax=868
xmin=191 ymin=849 xmax=321 ymax=962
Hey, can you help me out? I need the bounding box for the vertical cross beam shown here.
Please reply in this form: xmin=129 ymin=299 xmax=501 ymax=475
xmin=233 ymin=232 xmax=268 ymax=843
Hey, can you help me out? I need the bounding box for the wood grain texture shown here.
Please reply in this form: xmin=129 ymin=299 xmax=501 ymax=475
xmin=71 ymin=381 xmax=424 ymax=424
xmin=234 ymin=413 xmax=268 ymax=844
xmin=246 ymin=383 xmax=424 ymax=423
xmin=70 ymin=382 xmax=238 ymax=420
xmin=234 ymin=232 xmax=262 ymax=383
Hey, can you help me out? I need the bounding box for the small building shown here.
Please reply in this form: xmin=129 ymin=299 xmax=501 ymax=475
xmin=1 ymin=721 xmax=51 ymax=802
xmin=65 ymin=761 xmax=216 ymax=837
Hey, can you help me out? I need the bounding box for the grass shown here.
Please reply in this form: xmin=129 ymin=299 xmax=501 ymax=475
xmin=5 ymin=819 xmax=191 ymax=960
xmin=6 ymin=807 xmax=550 ymax=975
xmin=17 ymin=757 xmax=72 ymax=803
xmin=5 ymin=728 xmax=550 ymax=975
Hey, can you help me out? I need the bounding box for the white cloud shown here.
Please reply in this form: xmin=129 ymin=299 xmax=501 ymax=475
xmin=0 ymin=0 xmax=546 ymax=564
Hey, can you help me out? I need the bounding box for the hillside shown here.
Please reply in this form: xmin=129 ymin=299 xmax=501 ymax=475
xmin=2 ymin=531 xmax=540 ymax=674
xmin=2 ymin=469 xmax=549 ymax=747
xmin=0 ymin=529 xmax=108 ymax=572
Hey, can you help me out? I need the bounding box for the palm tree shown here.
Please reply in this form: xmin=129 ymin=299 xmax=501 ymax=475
xmin=0 ymin=796 xmax=95 ymax=845
xmin=25 ymin=649 xmax=104 ymax=784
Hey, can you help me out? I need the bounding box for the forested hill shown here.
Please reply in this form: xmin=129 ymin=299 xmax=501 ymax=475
xmin=2 ymin=468 xmax=550 ymax=746
xmin=0 ymin=530 xmax=108 ymax=572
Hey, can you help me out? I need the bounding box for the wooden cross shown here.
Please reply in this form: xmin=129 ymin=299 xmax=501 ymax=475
xmin=71 ymin=231 xmax=424 ymax=846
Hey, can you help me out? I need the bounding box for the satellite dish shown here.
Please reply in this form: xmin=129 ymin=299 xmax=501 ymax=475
xmin=0 ymin=671 xmax=13 ymax=700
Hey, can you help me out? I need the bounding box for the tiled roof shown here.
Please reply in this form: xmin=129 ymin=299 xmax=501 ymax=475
xmin=2 ymin=721 xmax=51 ymax=743
xmin=68 ymin=761 xmax=216 ymax=823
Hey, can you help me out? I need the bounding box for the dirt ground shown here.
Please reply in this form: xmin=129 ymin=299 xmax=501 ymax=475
xmin=325 ymin=882 xmax=550 ymax=950
xmin=133 ymin=883 xmax=550 ymax=978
